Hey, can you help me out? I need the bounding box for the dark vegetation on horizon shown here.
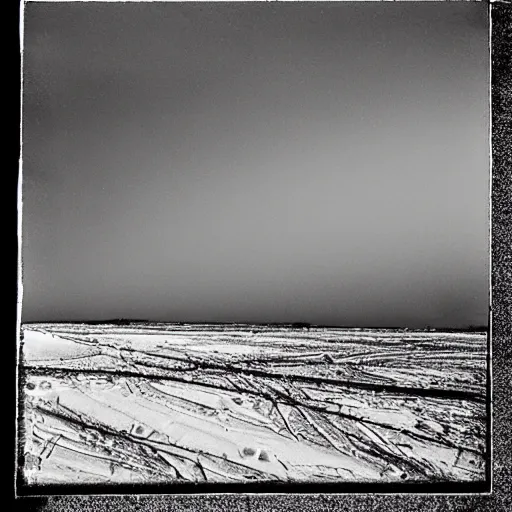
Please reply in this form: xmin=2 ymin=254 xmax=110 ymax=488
xmin=20 ymin=318 xmax=489 ymax=332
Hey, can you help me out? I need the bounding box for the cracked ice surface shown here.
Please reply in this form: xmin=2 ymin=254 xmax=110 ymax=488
xmin=19 ymin=323 xmax=487 ymax=486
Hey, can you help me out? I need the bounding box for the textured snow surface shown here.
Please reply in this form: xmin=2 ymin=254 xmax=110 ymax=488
xmin=19 ymin=324 xmax=487 ymax=485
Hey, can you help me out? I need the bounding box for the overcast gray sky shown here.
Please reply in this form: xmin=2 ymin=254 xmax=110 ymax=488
xmin=22 ymin=2 xmax=489 ymax=328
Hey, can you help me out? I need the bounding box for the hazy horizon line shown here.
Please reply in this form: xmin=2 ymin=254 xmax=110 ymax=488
xmin=19 ymin=317 xmax=489 ymax=332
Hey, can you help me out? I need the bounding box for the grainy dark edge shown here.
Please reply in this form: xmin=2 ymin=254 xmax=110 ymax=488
xmin=13 ymin=1 xmax=511 ymax=511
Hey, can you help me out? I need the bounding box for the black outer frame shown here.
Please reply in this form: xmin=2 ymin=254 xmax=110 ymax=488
xmin=13 ymin=0 xmax=512 ymax=510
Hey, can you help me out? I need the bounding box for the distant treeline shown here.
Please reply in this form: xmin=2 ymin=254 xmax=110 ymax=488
xmin=20 ymin=318 xmax=489 ymax=332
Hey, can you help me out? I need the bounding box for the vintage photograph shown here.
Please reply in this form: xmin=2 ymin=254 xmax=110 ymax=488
xmin=18 ymin=1 xmax=490 ymax=492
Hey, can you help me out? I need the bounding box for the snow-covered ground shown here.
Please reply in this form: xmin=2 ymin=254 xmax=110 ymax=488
xmin=19 ymin=323 xmax=487 ymax=486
